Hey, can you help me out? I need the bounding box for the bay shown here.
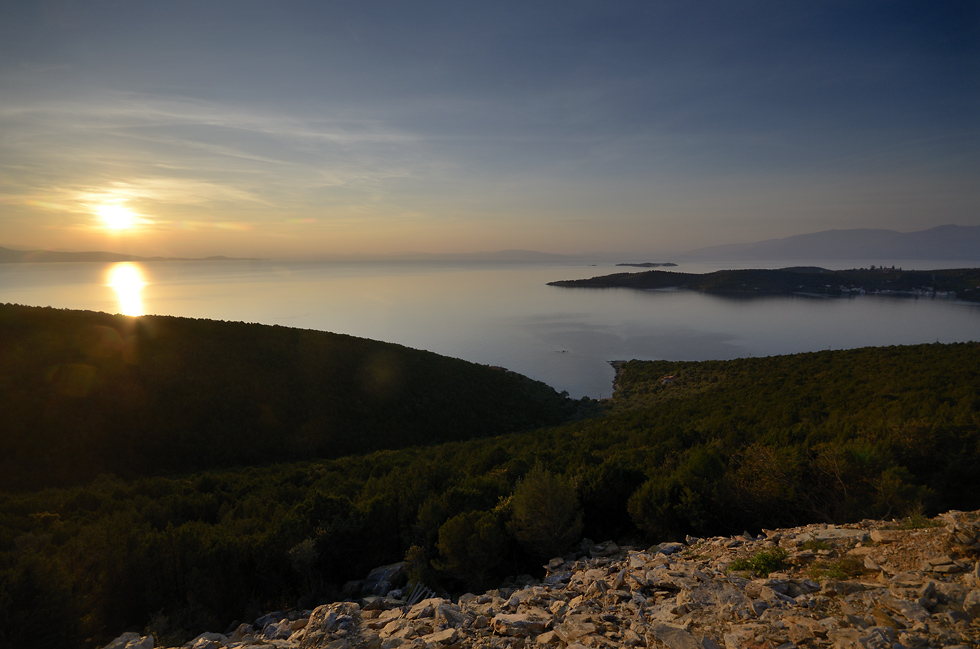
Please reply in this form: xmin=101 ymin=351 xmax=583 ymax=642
xmin=2 ymin=258 xmax=978 ymax=398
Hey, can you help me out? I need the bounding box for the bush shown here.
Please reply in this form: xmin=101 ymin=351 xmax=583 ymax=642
xmin=807 ymin=557 xmax=866 ymax=581
xmin=432 ymin=509 xmax=510 ymax=590
xmin=508 ymin=466 xmax=583 ymax=558
xmin=627 ymin=446 xmax=726 ymax=541
xmin=727 ymin=548 xmax=789 ymax=577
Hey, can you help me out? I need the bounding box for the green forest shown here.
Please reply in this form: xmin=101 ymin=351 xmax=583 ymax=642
xmin=1 ymin=304 xmax=978 ymax=648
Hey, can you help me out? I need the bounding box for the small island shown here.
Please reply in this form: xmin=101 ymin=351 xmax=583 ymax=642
xmin=615 ymin=261 xmax=677 ymax=268
xmin=549 ymin=266 xmax=980 ymax=301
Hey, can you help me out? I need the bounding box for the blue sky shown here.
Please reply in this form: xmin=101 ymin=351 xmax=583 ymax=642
xmin=1 ymin=1 xmax=977 ymax=257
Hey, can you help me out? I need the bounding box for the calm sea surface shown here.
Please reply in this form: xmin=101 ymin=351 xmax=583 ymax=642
xmin=2 ymin=258 xmax=978 ymax=398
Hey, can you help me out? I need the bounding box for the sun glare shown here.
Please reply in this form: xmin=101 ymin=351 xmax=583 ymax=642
xmin=98 ymin=204 xmax=137 ymax=230
xmin=107 ymin=263 xmax=146 ymax=316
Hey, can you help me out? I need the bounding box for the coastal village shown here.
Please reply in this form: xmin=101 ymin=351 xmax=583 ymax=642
xmin=103 ymin=509 xmax=980 ymax=649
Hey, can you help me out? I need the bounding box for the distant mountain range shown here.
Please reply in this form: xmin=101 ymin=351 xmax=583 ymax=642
xmin=0 ymin=246 xmax=262 ymax=263
xmin=682 ymin=225 xmax=980 ymax=261
xmin=429 ymin=248 xmax=572 ymax=261
xmin=7 ymin=225 xmax=978 ymax=264
xmin=300 ymin=249 xmax=575 ymax=262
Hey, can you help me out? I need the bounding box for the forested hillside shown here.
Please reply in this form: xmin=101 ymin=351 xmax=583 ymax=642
xmin=0 ymin=308 xmax=977 ymax=648
xmin=0 ymin=304 xmax=584 ymax=489
xmin=606 ymin=344 xmax=980 ymax=536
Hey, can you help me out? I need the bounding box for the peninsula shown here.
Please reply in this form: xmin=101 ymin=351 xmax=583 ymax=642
xmin=549 ymin=266 xmax=980 ymax=301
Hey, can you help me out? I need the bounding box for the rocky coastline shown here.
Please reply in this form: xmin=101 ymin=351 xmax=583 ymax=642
xmin=103 ymin=510 xmax=980 ymax=649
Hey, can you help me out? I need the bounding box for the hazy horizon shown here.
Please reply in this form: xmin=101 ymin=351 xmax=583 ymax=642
xmin=5 ymin=223 xmax=979 ymax=264
xmin=2 ymin=2 xmax=978 ymax=259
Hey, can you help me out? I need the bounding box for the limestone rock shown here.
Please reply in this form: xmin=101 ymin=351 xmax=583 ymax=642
xmin=649 ymin=623 xmax=702 ymax=649
xmin=964 ymin=589 xmax=980 ymax=618
xmin=185 ymin=636 xmax=223 ymax=649
xmin=870 ymin=529 xmax=900 ymax=544
xmin=101 ymin=632 xmax=154 ymax=649
xmin=296 ymin=602 xmax=380 ymax=649
xmin=135 ymin=509 xmax=980 ymax=649
xmin=420 ymin=627 xmax=459 ymax=645
xmin=491 ymin=613 xmax=549 ymax=637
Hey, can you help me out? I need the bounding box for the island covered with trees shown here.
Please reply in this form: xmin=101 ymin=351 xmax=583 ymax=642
xmin=0 ymin=303 xmax=978 ymax=647
xmin=549 ymin=266 xmax=980 ymax=300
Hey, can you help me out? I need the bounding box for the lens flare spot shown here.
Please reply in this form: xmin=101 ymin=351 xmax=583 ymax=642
xmin=107 ymin=262 xmax=145 ymax=316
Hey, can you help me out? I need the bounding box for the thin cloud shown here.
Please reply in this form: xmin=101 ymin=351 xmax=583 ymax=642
xmin=0 ymin=92 xmax=446 ymax=223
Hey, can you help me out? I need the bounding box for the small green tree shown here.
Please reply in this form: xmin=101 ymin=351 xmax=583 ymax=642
xmin=432 ymin=510 xmax=509 ymax=590
xmin=403 ymin=544 xmax=435 ymax=587
xmin=508 ymin=466 xmax=583 ymax=558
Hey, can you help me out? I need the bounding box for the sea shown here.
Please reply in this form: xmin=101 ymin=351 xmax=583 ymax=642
xmin=2 ymin=258 xmax=978 ymax=399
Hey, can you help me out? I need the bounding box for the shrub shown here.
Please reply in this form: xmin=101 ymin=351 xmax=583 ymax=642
xmin=895 ymin=512 xmax=942 ymax=530
xmin=432 ymin=510 xmax=510 ymax=590
xmin=508 ymin=466 xmax=583 ymax=558
xmin=807 ymin=557 xmax=866 ymax=581
xmin=727 ymin=548 xmax=789 ymax=577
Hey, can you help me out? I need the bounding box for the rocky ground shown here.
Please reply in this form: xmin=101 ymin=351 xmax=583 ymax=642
xmin=104 ymin=510 xmax=980 ymax=649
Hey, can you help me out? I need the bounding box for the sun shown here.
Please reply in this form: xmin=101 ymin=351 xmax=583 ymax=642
xmin=97 ymin=204 xmax=137 ymax=230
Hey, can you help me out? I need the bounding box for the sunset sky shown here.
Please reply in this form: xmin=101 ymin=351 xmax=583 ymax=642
xmin=1 ymin=1 xmax=978 ymax=259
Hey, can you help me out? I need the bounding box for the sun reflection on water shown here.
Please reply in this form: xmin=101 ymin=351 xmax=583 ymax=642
xmin=106 ymin=263 xmax=146 ymax=316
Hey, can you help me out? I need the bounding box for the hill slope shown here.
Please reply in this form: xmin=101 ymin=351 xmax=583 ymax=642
xmin=107 ymin=508 xmax=980 ymax=649
xmin=0 ymin=342 xmax=977 ymax=647
xmin=0 ymin=303 xmax=582 ymax=489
